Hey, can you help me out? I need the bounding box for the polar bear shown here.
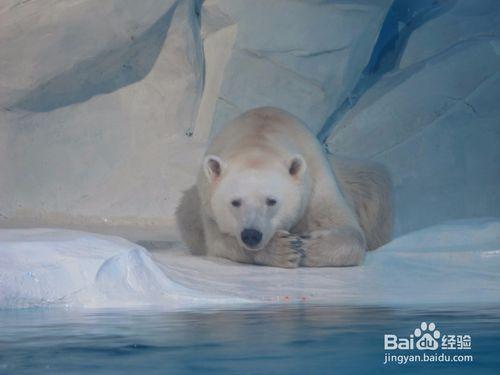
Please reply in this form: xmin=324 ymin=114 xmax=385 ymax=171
xmin=176 ymin=107 xmax=392 ymax=268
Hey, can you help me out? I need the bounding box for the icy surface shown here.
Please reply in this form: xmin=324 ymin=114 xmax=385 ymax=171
xmin=1 ymin=219 xmax=499 ymax=310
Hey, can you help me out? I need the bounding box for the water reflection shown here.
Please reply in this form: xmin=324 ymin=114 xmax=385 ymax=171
xmin=1 ymin=305 xmax=499 ymax=374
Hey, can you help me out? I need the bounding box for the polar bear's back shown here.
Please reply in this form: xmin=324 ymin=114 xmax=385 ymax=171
xmin=207 ymin=107 xmax=327 ymax=172
xmin=212 ymin=107 xmax=312 ymax=140
xmin=330 ymin=156 xmax=393 ymax=250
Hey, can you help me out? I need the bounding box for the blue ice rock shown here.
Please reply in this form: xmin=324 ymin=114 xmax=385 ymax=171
xmin=204 ymin=0 xmax=392 ymax=135
xmin=326 ymin=0 xmax=500 ymax=235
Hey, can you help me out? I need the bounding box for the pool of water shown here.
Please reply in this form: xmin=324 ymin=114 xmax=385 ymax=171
xmin=1 ymin=305 xmax=499 ymax=374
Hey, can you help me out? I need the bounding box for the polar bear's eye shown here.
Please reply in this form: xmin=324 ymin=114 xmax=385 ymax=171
xmin=266 ymin=198 xmax=277 ymax=207
xmin=231 ymin=199 xmax=242 ymax=207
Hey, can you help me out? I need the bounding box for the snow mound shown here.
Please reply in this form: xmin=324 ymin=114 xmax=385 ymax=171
xmin=1 ymin=219 xmax=499 ymax=310
xmin=0 ymin=228 xmax=248 ymax=309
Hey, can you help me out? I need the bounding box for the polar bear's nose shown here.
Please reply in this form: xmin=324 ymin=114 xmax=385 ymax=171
xmin=241 ymin=228 xmax=263 ymax=247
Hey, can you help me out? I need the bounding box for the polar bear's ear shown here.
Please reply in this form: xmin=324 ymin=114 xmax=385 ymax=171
xmin=204 ymin=155 xmax=225 ymax=181
xmin=288 ymin=154 xmax=306 ymax=178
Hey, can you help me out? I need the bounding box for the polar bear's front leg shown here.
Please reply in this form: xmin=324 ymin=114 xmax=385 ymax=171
xmin=253 ymin=230 xmax=305 ymax=268
xmin=300 ymin=227 xmax=366 ymax=267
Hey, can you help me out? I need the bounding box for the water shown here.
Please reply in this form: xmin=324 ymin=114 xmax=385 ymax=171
xmin=1 ymin=305 xmax=499 ymax=374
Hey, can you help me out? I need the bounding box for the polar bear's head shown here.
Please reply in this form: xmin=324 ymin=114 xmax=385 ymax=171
xmin=203 ymin=154 xmax=310 ymax=251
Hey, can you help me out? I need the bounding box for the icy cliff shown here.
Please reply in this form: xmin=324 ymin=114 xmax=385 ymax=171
xmin=11 ymin=0 xmax=496 ymax=235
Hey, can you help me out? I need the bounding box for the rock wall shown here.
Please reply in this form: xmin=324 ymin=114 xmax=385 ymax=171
xmin=0 ymin=0 xmax=498 ymax=238
xmin=326 ymin=0 xmax=500 ymax=234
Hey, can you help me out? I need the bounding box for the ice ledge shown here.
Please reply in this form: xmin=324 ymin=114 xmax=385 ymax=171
xmin=1 ymin=219 xmax=499 ymax=310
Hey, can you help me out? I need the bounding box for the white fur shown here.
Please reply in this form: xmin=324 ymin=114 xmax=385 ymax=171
xmin=211 ymin=168 xmax=303 ymax=250
xmin=176 ymin=107 xmax=392 ymax=268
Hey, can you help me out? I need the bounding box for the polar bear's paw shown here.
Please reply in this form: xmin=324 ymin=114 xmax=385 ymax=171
xmin=300 ymin=229 xmax=365 ymax=267
xmin=254 ymin=230 xmax=306 ymax=268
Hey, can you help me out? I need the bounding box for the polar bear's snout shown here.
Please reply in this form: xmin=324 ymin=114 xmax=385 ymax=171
xmin=241 ymin=228 xmax=263 ymax=249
